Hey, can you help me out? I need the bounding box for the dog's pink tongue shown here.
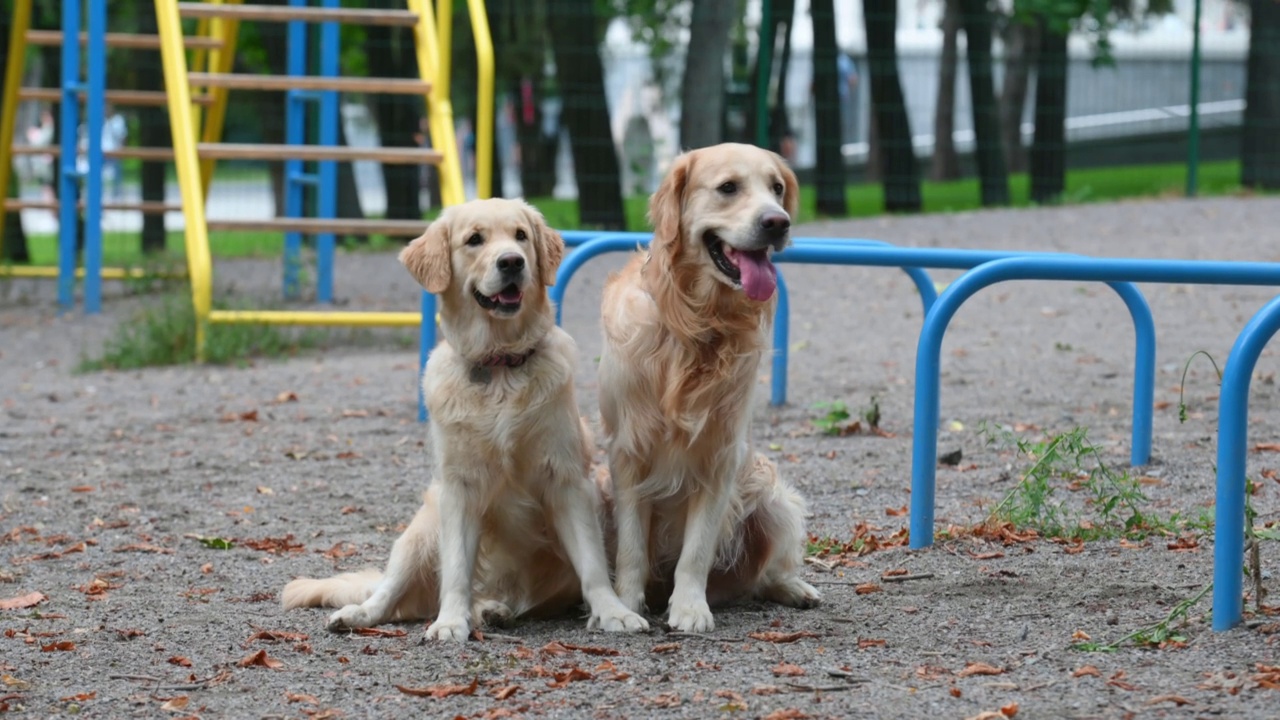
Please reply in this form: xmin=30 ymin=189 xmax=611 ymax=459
xmin=729 ymin=248 xmax=777 ymax=301
xmin=496 ymin=287 xmax=523 ymax=303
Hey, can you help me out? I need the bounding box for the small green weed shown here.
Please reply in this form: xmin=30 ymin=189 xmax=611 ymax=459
xmin=982 ymin=423 xmax=1196 ymax=541
xmin=1072 ymin=583 xmax=1212 ymax=652
xmin=810 ymin=401 xmax=851 ymax=435
xmin=79 ymin=293 xmax=326 ymax=371
xmin=1177 ymin=350 xmax=1223 ymax=423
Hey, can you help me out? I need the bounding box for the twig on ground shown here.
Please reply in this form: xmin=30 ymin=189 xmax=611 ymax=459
xmin=881 ymin=573 xmax=935 ymax=583
xmin=786 ymin=681 xmax=864 ymax=692
xmin=107 ymin=674 xmax=163 ymax=683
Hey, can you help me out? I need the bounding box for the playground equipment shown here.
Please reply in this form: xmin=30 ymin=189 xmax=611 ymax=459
xmin=152 ymin=0 xmax=492 ymax=361
xmin=0 ymin=0 xmax=186 ymax=311
xmin=550 ymin=233 xmax=1280 ymax=633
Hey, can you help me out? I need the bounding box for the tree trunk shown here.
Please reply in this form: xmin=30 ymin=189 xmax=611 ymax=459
xmin=769 ymin=0 xmax=796 ymax=154
xmin=1242 ymin=0 xmax=1280 ymax=189
xmin=811 ymin=0 xmax=846 ymax=215
xmin=546 ymin=0 xmax=625 ymax=229
xmin=679 ymin=0 xmax=736 ymax=150
xmin=960 ymin=0 xmax=1009 ymax=205
xmin=863 ymin=0 xmax=922 ymax=212
xmin=0 ymin=2 xmax=29 ymax=262
xmin=999 ymin=20 xmax=1038 ymax=173
xmin=137 ymin=7 xmax=168 ymax=254
xmin=1030 ymin=18 xmax=1067 ymax=204
xmin=930 ymin=0 xmax=961 ymax=181
xmin=366 ymin=7 xmax=425 ymax=218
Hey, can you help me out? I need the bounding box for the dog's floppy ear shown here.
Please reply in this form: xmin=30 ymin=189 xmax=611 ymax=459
xmin=399 ymin=220 xmax=451 ymax=294
xmin=776 ymin=152 xmax=800 ymax=218
xmin=649 ymin=151 xmax=692 ymax=244
xmin=526 ymin=205 xmax=564 ymax=286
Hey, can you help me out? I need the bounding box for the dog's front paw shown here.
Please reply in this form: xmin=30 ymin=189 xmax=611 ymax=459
xmin=326 ymin=604 xmax=376 ymax=631
xmin=762 ymin=577 xmax=822 ymax=609
xmin=667 ymin=599 xmax=714 ymax=633
xmin=426 ymin=615 xmax=470 ymax=642
xmin=473 ymin=599 xmax=514 ymax=628
xmin=590 ymin=605 xmax=649 ymax=633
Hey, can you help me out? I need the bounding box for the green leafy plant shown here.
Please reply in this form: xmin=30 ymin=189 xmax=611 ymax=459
xmin=810 ymin=401 xmax=851 ymax=436
xmin=1072 ymin=583 xmax=1212 ymax=652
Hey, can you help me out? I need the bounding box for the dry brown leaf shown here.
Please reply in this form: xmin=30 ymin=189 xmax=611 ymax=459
xmin=285 ymin=691 xmax=318 ymax=704
xmin=1107 ymin=671 xmax=1137 ymax=691
xmin=1255 ymin=443 xmax=1280 ymax=453
xmin=237 ymin=649 xmax=283 ymax=669
xmin=113 ymin=543 xmax=173 ymax=554
xmin=1071 ymin=629 xmax=1092 ymax=642
xmin=40 ymin=641 xmax=75 ymax=652
xmin=950 ymin=686 xmax=962 ymax=698
xmin=160 ymin=696 xmax=189 ymax=712
xmin=965 ymin=713 xmax=1007 ymax=720
xmin=884 ymin=505 xmax=907 ymax=517
xmin=771 ymin=662 xmax=806 ymax=677
xmin=1145 ymin=695 xmax=1193 ymax=706
xmin=970 ymin=551 xmax=1005 ymax=560
xmin=0 ymin=591 xmax=46 ymax=610
xmin=59 ymin=691 xmax=96 ymax=702
xmin=855 ymin=583 xmax=883 ymax=595
xmin=747 ymin=631 xmax=819 ymax=644
xmin=882 ymin=568 xmax=909 ymax=577
xmin=491 ymin=685 xmax=520 ymax=700
xmin=857 ymin=638 xmax=887 ymax=649
xmin=167 ymin=656 xmax=192 ymax=667
xmin=1001 ymin=702 xmax=1019 ymax=717
xmin=248 ymin=629 xmax=309 ymax=644
xmin=395 ymin=678 xmax=479 ymax=698
xmin=351 ymin=627 xmax=405 ymax=638
xmin=70 ymin=485 xmax=95 ymax=493
xmin=762 ymin=710 xmax=809 ymax=720
xmin=1073 ymin=665 xmax=1102 ymax=678
xmin=956 ymin=662 xmax=1004 ymax=677
xmin=650 ymin=642 xmax=681 ymax=654
xmin=642 ymin=692 xmax=681 ymax=708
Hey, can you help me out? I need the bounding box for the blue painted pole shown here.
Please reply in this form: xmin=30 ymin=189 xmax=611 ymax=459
xmin=1212 ymin=295 xmax=1280 ymax=631
xmin=282 ymin=6 xmax=307 ymax=300
xmin=315 ymin=0 xmax=339 ymax=303
xmin=83 ymin=0 xmax=107 ymax=315
xmin=772 ymin=271 xmax=789 ymax=406
xmin=57 ymin=0 xmax=82 ymax=311
xmin=417 ymin=290 xmax=436 ymax=422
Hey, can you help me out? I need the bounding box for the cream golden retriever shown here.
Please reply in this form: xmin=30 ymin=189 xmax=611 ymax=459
xmin=282 ymin=198 xmax=647 ymax=641
xmin=599 ymin=143 xmax=820 ymax=633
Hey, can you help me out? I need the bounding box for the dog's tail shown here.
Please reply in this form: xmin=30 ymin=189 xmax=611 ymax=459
xmin=281 ymin=569 xmax=383 ymax=610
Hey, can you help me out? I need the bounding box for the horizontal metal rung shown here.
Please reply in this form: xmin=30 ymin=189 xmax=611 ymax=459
xmin=24 ymin=30 xmax=225 ymax=50
xmin=196 ymin=143 xmax=442 ymax=165
xmin=19 ymin=87 xmax=216 ymax=106
xmin=177 ymin=3 xmax=419 ymax=27
xmin=11 ymin=146 xmax=176 ymax=161
xmin=207 ymin=218 xmax=427 ymax=237
xmin=188 ymin=72 xmax=431 ymax=96
xmin=4 ymin=199 xmax=182 ymax=213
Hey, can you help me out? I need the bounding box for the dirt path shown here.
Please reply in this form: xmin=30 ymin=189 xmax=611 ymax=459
xmin=3 ymin=195 xmax=1280 ymax=718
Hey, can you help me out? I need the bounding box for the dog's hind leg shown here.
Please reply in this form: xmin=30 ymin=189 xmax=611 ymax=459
xmin=746 ymin=455 xmax=821 ymax=609
xmin=610 ymin=453 xmax=654 ymax=616
xmin=327 ymin=489 xmax=441 ymax=630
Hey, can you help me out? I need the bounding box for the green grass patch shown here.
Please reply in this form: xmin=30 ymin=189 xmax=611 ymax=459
xmin=78 ymin=293 xmax=327 ymax=371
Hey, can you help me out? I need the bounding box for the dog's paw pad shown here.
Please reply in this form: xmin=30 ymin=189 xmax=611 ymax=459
xmin=667 ymin=601 xmax=714 ymax=633
xmin=595 ymin=609 xmax=650 ymax=633
xmin=426 ymin=617 xmax=470 ymax=642
xmin=765 ymin=578 xmax=823 ymax=609
xmin=326 ymin=605 xmax=374 ymax=631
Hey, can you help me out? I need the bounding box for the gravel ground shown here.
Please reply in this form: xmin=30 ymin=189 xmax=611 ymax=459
xmin=4 ymin=195 xmax=1280 ymax=719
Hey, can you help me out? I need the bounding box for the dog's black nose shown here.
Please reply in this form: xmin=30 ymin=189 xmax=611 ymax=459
xmin=759 ymin=212 xmax=791 ymax=238
xmin=497 ymin=253 xmax=525 ymax=274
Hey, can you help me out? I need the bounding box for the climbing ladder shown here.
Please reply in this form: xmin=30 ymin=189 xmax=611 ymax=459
xmin=152 ymin=0 xmax=493 ymax=359
xmin=0 ymin=0 xmax=193 ymax=311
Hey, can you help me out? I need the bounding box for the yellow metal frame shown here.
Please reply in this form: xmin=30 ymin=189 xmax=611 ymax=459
xmin=0 ymin=0 xmax=34 ymax=260
xmin=0 ymin=0 xmax=194 ymax=282
xmin=153 ymin=0 xmax=494 ymax=360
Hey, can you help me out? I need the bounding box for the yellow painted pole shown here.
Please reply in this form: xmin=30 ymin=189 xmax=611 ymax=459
xmin=199 ymin=0 xmax=241 ymax=199
xmin=0 ymin=0 xmax=33 ymax=258
xmin=436 ymin=0 xmax=452 ymax=100
xmin=409 ymin=0 xmax=463 ymax=207
xmin=466 ymin=0 xmax=493 ymax=199
xmin=154 ymin=0 xmax=214 ymax=360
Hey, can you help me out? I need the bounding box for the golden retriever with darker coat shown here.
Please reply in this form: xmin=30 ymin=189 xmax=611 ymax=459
xmin=599 ymin=143 xmax=820 ymax=632
xmin=282 ymin=198 xmax=647 ymax=641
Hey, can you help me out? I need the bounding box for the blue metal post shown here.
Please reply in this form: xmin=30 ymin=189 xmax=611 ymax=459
xmin=315 ymin=0 xmax=339 ymax=303
xmin=282 ymin=5 xmax=308 ymax=299
xmin=57 ymin=0 xmax=82 ymax=311
xmin=1212 ymin=296 xmax=1280 ymax=631
xmin=83 ymin=0 xmax=107 ymax=314
xmin=418 ymin=290 xmax=436 ymax=422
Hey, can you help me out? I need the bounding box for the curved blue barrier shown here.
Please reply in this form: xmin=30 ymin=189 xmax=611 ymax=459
xmin=1213 ymin=295 xmax=1280 ymax=631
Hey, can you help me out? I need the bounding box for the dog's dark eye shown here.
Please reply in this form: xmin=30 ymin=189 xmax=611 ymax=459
xmin=466 ymin=233 xmax=483 ymax=247
xmin=772 ymin=182 xmax=785 ymax=196
xmin=515 ymin=229 xmax=528 ymax=241
xmin=717 ymin=181 xmax=737 ymax=195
